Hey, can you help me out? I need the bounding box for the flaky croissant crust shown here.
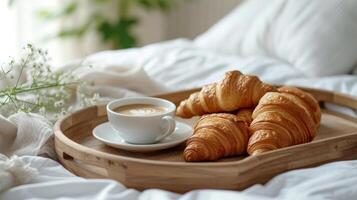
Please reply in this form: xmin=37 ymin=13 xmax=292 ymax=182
xmin=247 ymin=87 xmax=321 ymax=155
xmin=176 ymin=70 xmax=275 ymax=118
xmin=184 ymin=113 xmax=250 ymax=162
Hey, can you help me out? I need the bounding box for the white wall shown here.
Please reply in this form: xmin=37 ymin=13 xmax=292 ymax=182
xmin=165 ymin=0 xmax=241 ymax=40
xmin=135 ymin=0 xmax=242 ymax=45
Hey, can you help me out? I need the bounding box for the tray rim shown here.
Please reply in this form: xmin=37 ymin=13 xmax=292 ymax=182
xmin=54 ymin=87 xmax=357 ymax=167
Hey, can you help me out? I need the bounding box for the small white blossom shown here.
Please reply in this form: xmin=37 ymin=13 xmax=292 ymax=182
xmin=0 ymin=44 xmax=101 ymax=120
xmin=54 ymin=100 xmax=65 ymax=108
xmin=39 ymin=107 xmax=46 ymax=115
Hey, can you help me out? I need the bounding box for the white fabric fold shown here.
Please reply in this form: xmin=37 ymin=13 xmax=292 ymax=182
xmin=1 ymin=156 xmax=357 ymax=200
xmin=5 ymin=113 xmax=55 ymax=158
xmin=0 ymin=115 xmax=17 ymax=154
xmin=63 ymin=52 xmax=169 ymax=96
xmin=0 ymin=113 xmax=53 ymax=193
xmin=0 ymin=155 xmax=38 ymax=193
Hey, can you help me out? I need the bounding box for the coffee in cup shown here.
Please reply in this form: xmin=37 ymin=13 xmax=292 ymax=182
xmin=112 ymin=104 xmax=168 ymax=116
xmin=107 ymin=97 xmax=176 ymax=144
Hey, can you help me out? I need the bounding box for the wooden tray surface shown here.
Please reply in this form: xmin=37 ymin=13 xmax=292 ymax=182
xmin=54 ymin=87 xmax=357 ymax=193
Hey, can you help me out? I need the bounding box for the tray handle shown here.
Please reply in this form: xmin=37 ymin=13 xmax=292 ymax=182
xmin=54 ymin=134 xmax=129 ymax=178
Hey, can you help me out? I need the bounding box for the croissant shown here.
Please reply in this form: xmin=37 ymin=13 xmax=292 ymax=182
xmin=183 ymin=113 xmax=250 ymax=162
xmin=236 ymin=108 xmax=254 ymax=127
xmin=247 ymin=86 xmax=321 ymax=155
xmin=176 ymin=70 xmax=275 ymax=118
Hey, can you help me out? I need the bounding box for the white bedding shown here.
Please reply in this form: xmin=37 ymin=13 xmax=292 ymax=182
xmin=82 ymin=39 xmax=357 ymax=96
xmin=1 ymin=1 xmax=357 ymax=197
xmin=1 ymin=38 xmax=357 ymax=200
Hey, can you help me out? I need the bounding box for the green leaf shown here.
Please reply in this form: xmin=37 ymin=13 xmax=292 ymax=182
xmin=57 ymin=30 xmax=78 ymax=38
xmin=136 ymin=0 xmax=155 ymax=10
xmin=36 ymin=2 xmax=78 ymax=21
xmin=157 ymin=0 xmax=172 ymax=11
xmin=36 ymin=9 xmax=54 ymax=20
xmin=97 ymin=17 xmax=138 ymax=49
xmin=135 ymin=0 xmax=173 ymax=11
xmin=62 ymin=2 xmax=78 ymax=16
xmin=56 ymin=20 xmax=93 ymax=38
xmin=90 ymin=0 xmax=112 ymax=4
xmin=8 ymin=0 xmax=16 ymax=7
xmin=97 ymin=21 xmax=112 ymax=41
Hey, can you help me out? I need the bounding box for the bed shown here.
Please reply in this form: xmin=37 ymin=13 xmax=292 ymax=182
xmin=1 ymin=0 xmax=357 ymax=199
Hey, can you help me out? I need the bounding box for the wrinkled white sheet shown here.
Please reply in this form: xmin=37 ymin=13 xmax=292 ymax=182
xmin=1 ymin=39 xmax=357 ymax=199
xmin=83 ymin=39 xmax=357 ymax=96
xmin=2 ymin=156 xmax=357 ymax=200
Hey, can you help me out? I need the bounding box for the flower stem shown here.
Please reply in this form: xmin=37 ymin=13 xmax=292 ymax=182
xmin=15 ymin=54 xmax=30 ymax=87
xmin=0 ymin=82 xmax=77 ymax=98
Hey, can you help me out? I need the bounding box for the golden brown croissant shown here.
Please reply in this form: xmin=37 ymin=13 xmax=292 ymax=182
xmin=247 ymin=86 xmax=321 ymax=155
xmin=176 ymin=70 xmax=275 ymax=118
xmin=183 ymin=113 xmax=250 ymax=162
xmin=236 ymin=108 xmax=254 ymax=127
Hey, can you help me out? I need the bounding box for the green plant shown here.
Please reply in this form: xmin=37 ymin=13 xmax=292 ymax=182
xmin=36 ymin=0 xmax=175 ymax=49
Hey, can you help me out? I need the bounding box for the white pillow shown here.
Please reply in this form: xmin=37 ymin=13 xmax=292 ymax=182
xmin=195 ymin=0 xmax=357 ymax=77
xmin=194 ymin=0 xmax=272 ymax=55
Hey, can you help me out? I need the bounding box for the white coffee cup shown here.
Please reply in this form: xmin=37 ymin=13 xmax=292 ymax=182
xmin=107 ymin=97 xmax=176 ymax=144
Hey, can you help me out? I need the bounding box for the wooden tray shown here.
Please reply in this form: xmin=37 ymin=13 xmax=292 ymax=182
xmin=54 ymin=87 xmax=357 ymax=193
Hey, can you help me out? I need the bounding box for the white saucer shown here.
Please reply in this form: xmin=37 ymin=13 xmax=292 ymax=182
xmin=92 ymin=121 xmax=193 ymax=153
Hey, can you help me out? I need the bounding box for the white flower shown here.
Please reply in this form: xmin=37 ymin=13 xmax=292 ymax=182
xmin=0 ymin=44 xmax=102 ymax=120
xmin=39 ymin=107 xmax=46 ymax=115
xmin=54 ymin=100 xmax=65 ymax=108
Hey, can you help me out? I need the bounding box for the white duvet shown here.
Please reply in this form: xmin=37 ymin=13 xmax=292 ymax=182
xmin=2 ymin=0 xmax=357 ymax=198
xmin=0 ymin=38 xmax=356 ymax=200
xmin=80 ymin=39 xmax=357 ymax=96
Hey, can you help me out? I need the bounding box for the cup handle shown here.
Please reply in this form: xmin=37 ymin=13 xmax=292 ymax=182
xmin=155 ymin=116 xmax=176 ymax=142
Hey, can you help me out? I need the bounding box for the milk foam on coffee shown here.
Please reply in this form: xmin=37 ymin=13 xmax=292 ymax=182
xmin=113 ymin=104 xmax=168 ymax=116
